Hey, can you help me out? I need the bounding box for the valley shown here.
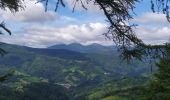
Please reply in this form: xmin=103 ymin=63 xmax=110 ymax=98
xmin=0 ymin=43 xmax=154 ymax=100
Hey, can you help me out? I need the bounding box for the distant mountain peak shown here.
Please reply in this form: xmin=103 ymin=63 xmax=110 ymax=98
xmin=68 ymin=43 xmax=83 ymax=46
xmin=48 ymin=42 xmax=115 ymax=53
xmin=49 ymin=43 xmax=107 ymax=48
xmin=87 ymin=43 xmax=103 ymax=47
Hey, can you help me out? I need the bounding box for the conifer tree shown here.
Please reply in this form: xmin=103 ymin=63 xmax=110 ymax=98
xmin=141 ymin=45 xmax=170 ymax=100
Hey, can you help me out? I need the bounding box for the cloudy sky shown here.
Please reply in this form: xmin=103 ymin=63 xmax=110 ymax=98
xmin=0 ymin=0 xmax=169 ymax=48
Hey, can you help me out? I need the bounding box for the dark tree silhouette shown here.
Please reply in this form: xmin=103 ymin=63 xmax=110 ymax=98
xmin=0 ymin=0 xmax=24 ymax=55
xmin=140 ymin=44 xmax=170 ymax=100
xmin=0 ymin=0 xmax=23 ymax=11
xmin=0 ymin=0 xmax=24 ymax=81
xmin=0 ymin=0 xmax=24 ymax=35
xmin=151 ymin=0 xmax=170 ymax=22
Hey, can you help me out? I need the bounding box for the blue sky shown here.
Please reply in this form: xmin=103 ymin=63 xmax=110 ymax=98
xmin=0 ymin=0 xmax=169 ymax=48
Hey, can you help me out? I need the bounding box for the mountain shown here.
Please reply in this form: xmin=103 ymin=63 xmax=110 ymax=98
xmin=26 ymin=48 xmax=88 ymax=60
xmin=0 ymin=43 xmax=153 ymax=100
xmin=48 ymin=43 xmax=116 ymax=53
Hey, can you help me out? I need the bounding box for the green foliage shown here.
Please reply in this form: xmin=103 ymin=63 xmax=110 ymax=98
xmin=84 ymin=77 xmax=148 ymax=100
xmin=0 ymin=67 xmax=68 ymax=100
xmin=0 ymin=43 xmax=152 ymax=100
xmin=141 ymin=46 xmax=170 ymax=100
xmin=0 ymin=83 xmax=68 ymax=100
xmin=101 ymin=96 xmax=127 ymax=100
xmin=0 ymin=43 xmax=152 ymax=85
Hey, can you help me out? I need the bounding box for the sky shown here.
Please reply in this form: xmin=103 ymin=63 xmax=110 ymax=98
xmin=0 ymin=0 xmax=170 ymax=48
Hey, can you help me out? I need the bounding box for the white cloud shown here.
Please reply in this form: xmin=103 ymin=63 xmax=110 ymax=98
xmin=0 ymin=0 xmax=109 ymax=48
xmin=131 ymin=12 xmax=170 ymax=45
xmin=1 ymin=20 xmax=170 ymax=47
xmin=0 ymin=0 xmax=58 ymax=23
xmin=132 ymin=12 xmax=167 ymax=24
xmin=1 ymin=19 xmax=169 ymax=47
xmin=135 ymin=26 xmax=170 ymax=45
xmin=0 ymin=22 xmax=111 ymax=48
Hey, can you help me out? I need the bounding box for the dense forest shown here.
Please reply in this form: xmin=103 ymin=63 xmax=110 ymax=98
xmin=0 ymin=43 xmax=155 ymax=100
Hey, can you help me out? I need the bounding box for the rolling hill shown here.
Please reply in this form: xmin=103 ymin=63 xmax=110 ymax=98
xmin=0 ymin=43 xmax=153 ymax=100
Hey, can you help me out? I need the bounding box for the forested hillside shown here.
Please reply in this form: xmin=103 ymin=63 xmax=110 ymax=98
xmin=0 ymin=43 xmax=154 ymax=100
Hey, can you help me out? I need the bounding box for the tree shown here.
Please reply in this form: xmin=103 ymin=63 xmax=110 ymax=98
xmin=0 ymin=0 xmax=24 ymax=81
xmin=0 ymin=0 xmax=23 ymax=35
xmin=140 ymin=44 xmax=170 ymax=100
xmin=0 ymin=0 xmax=24 ymax=55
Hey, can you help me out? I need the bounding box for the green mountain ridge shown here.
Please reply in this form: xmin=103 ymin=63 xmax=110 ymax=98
xmin=0 ymin=43 xmax=153 ymax=100
xmin=48 ymin=43 xmax=116 ymax=53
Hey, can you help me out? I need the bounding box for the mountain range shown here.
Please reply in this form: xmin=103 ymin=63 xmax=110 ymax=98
xmin=0 ymin=43 xmax=153 ymax=100
xmin=48 ymin=43 xmax=116 ymax=53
